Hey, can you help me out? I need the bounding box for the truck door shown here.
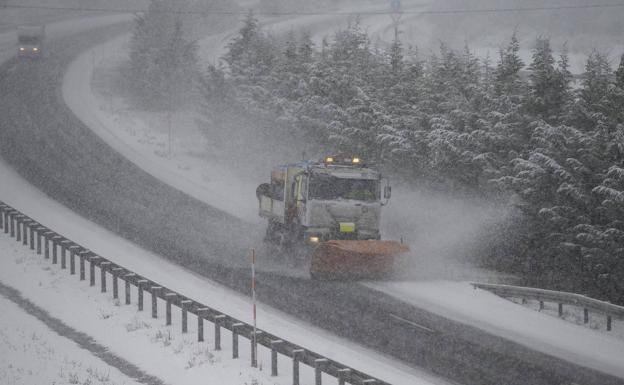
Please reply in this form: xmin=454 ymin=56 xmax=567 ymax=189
xmin=294 ymin=175 xmax=308 ymax=224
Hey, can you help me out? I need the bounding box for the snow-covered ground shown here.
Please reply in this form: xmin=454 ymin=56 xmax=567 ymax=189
xmin=0 ymin=295 xmax=142 ymax=385
xmin=0 ymin=228 xmax=312 ymax=385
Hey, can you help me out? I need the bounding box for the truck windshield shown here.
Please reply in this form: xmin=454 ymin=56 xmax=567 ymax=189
xmin=309 ymin=175 xmax=378 ymax=201
xmin=19 ymin=36 xmax=40 ymax=45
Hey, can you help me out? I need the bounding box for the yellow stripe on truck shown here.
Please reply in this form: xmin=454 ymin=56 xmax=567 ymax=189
xmin=339 ymin=222 xmax=356 ymax=233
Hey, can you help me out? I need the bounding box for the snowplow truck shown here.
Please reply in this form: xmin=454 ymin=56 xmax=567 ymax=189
xmin=17 ymin=25 xmax=45 ymax=58
xmin=256 ymin=155 xmax=408 ymax=279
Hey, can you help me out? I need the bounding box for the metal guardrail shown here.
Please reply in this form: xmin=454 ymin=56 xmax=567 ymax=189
xmin=0 ymin=201 xmax=389 ymax=385
xmin=472 ymin=282 xmax=624 ymax=331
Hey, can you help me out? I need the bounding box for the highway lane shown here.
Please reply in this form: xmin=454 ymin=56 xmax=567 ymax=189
xmin=0 ymin=21 xmax=621 ymax=385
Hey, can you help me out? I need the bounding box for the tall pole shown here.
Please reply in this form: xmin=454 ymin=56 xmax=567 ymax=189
xmin=168 ymin=90 xmax=173 ymax=159
xmin=251 ymin=248 xmax=257 ymax=368
xmin=390 ymin=0 xmax=402 ymax=38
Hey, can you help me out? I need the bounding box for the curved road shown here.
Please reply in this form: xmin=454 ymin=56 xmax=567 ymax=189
xmin=0 ymin=19 xmax=621 ymax=385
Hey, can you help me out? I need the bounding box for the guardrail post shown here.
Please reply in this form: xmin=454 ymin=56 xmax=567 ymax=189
xmin=165 ymin=293 xmax=176 ymax=326
xmin=5 ymin=209 xmax=10 ymax=234
xmin=197 ymin=308 xmax=209 ymax=342
xmin=584 ymin=308 xmax=589 ymax=324
xmin=337 ymin=368 xmax=351 ymax=385
xmin=52 ymin=236 xmax=62 ymax=264
xmin=22 ymin=218 xmax=29 ymax=245
xmin=0 ymin=205 xmax=4 ymax=231
xmin=251 ymin=330 xmax=262 ymax=367
xmin=89 ymin=256 xmax=97 ymax=286
xmin=315 ymin=358 xmax=328 ymax=385
xmin=100 ymin=262 xmax=110 ymax=292
xmin=69 ymin=246 xmax=78 ymax=275
xmin=0 ymin=208 xmax=9 ymax=234
xmin=607 ymin=315 xmax=612 ymax=331
xmin=137 ymin=280 xmax=148 ymax=311
xmin=292 ymin=349 xmax=304 ymax=385
xmin=4 ymin=210 xmax=10 ymax=235
xmin=181 ymin=300 xmax=191 ymax=333
xmin=79 ymin=251 xmax=88 ymax=280
xmin=36 ymin=227 xmax=44 ymax=254
xmin=558 ymin=303 xmax=563 ymax=317
xmin=270 ymin=340 xmax=283 ymax=376
xmin=232 ymin=323 xmax=243 ymax=359
xmin=151 ymin=287 xmax=161 ymax=318
xmin=214 ymin=315 xmax=226 ymax=350
xmin=44 ymin=232 xmax=53 ymax=259
xmin=112 ymin=268 xmax=123 ymax=299
xmin=2 ymin=208 xmax=7 ymax=233
xmin=15 ymin=215 xmax=22 ymax=242
xmin=124 ymin=274 xmax=134 ymax=305
xmin=539 ymin=300 xmax=544 ymax=311
xmin=19 ymin=218 xmax=26 ymax=244
xmin=60 ymin=241 xmax=70 ymax=269
xmin=9 ymin=211 xmax=15 ymax=237
xmin=29 ymin=224 xmax=35 ymax=250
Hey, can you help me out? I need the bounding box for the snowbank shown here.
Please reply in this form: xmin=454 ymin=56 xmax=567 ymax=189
xmin=367 ymin=280 xmax=624 ymax=379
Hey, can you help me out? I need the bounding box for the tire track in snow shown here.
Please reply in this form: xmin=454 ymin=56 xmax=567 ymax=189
xmin=0 ymin=280 xmax=168 ymax=385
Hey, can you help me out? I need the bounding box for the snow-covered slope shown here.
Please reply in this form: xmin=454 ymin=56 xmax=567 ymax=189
xmin=0 ymin=295 xmax=143 ymax=385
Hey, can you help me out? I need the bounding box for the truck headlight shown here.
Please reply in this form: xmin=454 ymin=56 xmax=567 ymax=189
xmin=308 ymin=236 xmax=320 ymax=244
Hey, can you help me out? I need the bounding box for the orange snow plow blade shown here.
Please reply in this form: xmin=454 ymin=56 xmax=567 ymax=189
xmin=310 ymin=240 xmax=409 ymax=279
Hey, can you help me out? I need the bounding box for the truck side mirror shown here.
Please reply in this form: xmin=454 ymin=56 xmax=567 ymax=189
xmin=384 ymin=185 xmax=392 ymax=199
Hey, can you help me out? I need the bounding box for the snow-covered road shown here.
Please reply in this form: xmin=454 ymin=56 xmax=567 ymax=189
xmin=0 ymin=12 xmax=446 ymax=385
xmin=59 ymin=6 xmax=624 ymax=383
xmin=3 ymin=3 xmax=624 ymax=385
xmin=0 ymin=156 xmax=444 ymax=385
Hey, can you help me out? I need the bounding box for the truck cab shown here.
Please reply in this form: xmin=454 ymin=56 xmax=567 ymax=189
xmin=257 ymin=156 xmax=391 ymax=246
xmin=17 ymin=25 xmax=45 ymax=58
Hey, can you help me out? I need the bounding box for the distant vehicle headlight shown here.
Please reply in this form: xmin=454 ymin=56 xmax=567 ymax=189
xmin=308 ymin=236 xmax=320 ymax=244
xmin=19 ymin=47 xmax=25 ymax=51
xmin=33 ymin=47 xmax=39 ymax=52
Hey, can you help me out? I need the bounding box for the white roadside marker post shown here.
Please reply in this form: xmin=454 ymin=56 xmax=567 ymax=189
xmin=252 ymin=248 xmax=258 ymax=368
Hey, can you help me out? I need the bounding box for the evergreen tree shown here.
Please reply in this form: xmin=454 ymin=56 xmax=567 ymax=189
xmin=298 ymin=31 xmax=314 ymax=65
xmin=223 ymin=10 xmax=259 ymax=68
xmin=555 ymin=43 xmax=574 ymax=122
xmin=128 ymin=0 xmax=198 ymax=108
xmin=615 ymin=54 xmax=624 ymax=89
xmin=389 ymin=31 xmax=403 ymax=74
xmin=494 ymin=31 xmax=524 ymax=96
xmin=526 ymin=37 xmax=565 ymax=122
xmin=209 ymin=25 xmax=624 ymax=302
xmin=580 ymin=50 xmax=612 ymax=110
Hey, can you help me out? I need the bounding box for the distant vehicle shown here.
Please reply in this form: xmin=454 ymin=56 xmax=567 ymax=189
xmin=17 ymin=25 xmax=45 ymax=58
xmin=256 ymin=155 xmax=408 ymax=279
